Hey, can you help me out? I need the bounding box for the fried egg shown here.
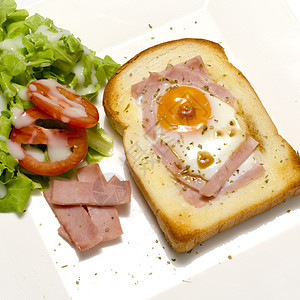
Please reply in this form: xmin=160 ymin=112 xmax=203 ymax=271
xmin=156 ymin=86 xmax=248 ymax=180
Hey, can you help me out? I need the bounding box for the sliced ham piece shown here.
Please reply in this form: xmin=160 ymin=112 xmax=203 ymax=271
xmin=131 ymin=72 xmax=162 ymax=140
xmin=51 ymin=166 xmax=131 ymax=206
xmin=218 ymin=162 xmax=265 ymax=197
xmin=51 ymin=180 xmax=97 ymax=205
xmin=181 ymin=163 xmax=265 ymax=208
xmin=58 ymin=207 xmax=123 ymax=243
xmin=106 ymin=175 xmax=131 ymax=204
xmin=76 ymin=163 xmax=106 ymax=184
xmin=175 ymin=56 xmax=210 ymax=78
xmin=77 ymin=164 xmax=123 ymax=241
xmin=179 ymin=185 xmax=210 ymax=208
xmin=177 ymin=173 xmax=206 ymax=192
xmin=77 ymin=163 xmax=112 ymax=205
xmin=199 ymin=136 xmax=260 ymax=197
xmin=91 ymin=175 xmax=131 ymax=206
xmin=131 ymin=56 xmax=210 ymax=99
xmin=162 ymin=64 xmax=234 ymax=105
xmin=87 ymin=206 xmax=123 ymax=242
xmin=131 ymin=78 xmax=148 ymax=100
xmin=43 ymin=186 xmax=103 ymax=251
xmin=58 ymin=225 xmax=72 ymax=244
xmin=77 ymin=164 xmax=124 ymax=242
xmin=180 ymin=162 xmax=265 ymax=208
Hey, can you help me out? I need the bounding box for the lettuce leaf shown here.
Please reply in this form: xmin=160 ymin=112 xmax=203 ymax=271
xmin=0 ymin=51 xmax=27 ymax=76
xmin=96 ymin=55 xmax=121 ymax=80
xmin=86 ymin=124 xmax=114 ymax=157
xmin=85 ymin=124 xmax=113 ymax=164
xmin=0 ymin=111 xmax=18 ymax=182
xmin=85 ymin=148 xmax=106 ymax=164
xmin=0 ymin=172 xmax=32 ymax=212
xmin=0 ymin=0 xmax=17 ymax=27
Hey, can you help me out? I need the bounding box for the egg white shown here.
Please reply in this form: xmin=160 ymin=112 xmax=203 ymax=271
xmin=158 ymin=90 xmax=248 ymax=180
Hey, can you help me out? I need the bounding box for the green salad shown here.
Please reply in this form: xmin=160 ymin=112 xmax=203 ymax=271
xmin=0 ymin=0 xmax=119 ymax=213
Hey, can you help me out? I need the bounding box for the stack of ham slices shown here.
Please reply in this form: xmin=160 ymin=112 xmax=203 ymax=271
xmin=43 ymin=163 xmax=131 ymax=251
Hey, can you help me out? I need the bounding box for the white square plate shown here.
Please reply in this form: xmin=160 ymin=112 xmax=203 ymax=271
xmin=1 ymin=0 xmax=299 ymax=299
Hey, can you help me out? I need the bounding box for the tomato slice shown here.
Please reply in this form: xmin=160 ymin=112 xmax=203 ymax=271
xmin=10 ymin=107 xmax=88 ymax=176
xmin=27 ymin=79 xmax=99 ymax=128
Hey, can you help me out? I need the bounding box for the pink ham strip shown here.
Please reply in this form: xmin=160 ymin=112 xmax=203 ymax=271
xmin=87 ymin=206 xmax=123 ymax=242
xmin=76 ymin=163 xmax=108 ymax=202
xmin=43 ymin=186 xmax=103 ymax=251
xmin=200 ymin=136 xmax=260 ymax=197
xmin=131 ymin=56 xmax=207 ymax=96
xmin=163 ymin=64 xmax=234 ymax=105
xmin=131 ymin=56 xmax=233 ymax=112
xmin=131 ymin=78 xmax=148 ymax=99
xmin=77 ymin=164 xmax=123 ymax=242
xmin=151 ymin=130 xmax=260 ymax=200
xmin=181 ymin=163 xmax=264 ymax=208
xmin=51 ymin=166 xmax=131 ymax=206
xmin=57 ymin=208 xmax=123 ymax=246
xmin=107 ymin=175 xmax=131 ymax=204
xmin=218 ymin=162 xmax=265 ymax=197
xmin=51 ymin=180 xmax=96 ymax=205
xmin=80 ymin=164 xmax=131 ymax=206
xmin=175 ymin=56 xmax=210 ymax=78
xmin=152 ymin=140 xmax=206 ymax=191
xmin=89 ymin=175 xmax=131 ymax=206
xmin=76 ymin=163 xmax=107 ymax=184
xmin=177 ymin=173 xmax=206 ymax=192
xmin=58 ymin=207 xmax=124 ymax=244
xmin=131 ymin=72 xmax=162 ymax=140
xmin=179 ymin=185 xmax=210 ymax=208
xmin=131 ymin=55 xmax=210 ymax=98
xmin=58 ymin=225 xmax=72 ymax=244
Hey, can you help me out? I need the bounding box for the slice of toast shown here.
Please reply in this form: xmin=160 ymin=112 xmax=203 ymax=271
xmin=103 ymin=38 xmax=300 ymax=253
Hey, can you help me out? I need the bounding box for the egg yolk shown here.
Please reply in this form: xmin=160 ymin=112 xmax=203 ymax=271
xmin=157 ymin=86 xmax=211 ymax=132
xmin=197 ymin=151 xmax=215 ymax=169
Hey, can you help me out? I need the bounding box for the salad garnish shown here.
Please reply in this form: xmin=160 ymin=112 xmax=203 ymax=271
xmin=0 ymin=0 xmax=120 ymax=212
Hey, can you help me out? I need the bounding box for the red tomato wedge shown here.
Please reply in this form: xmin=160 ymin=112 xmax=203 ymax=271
xmin=27 ymin=79 xmax=99 ymax=128
xmin=10 ymin=107 xmax=88 ymax=176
